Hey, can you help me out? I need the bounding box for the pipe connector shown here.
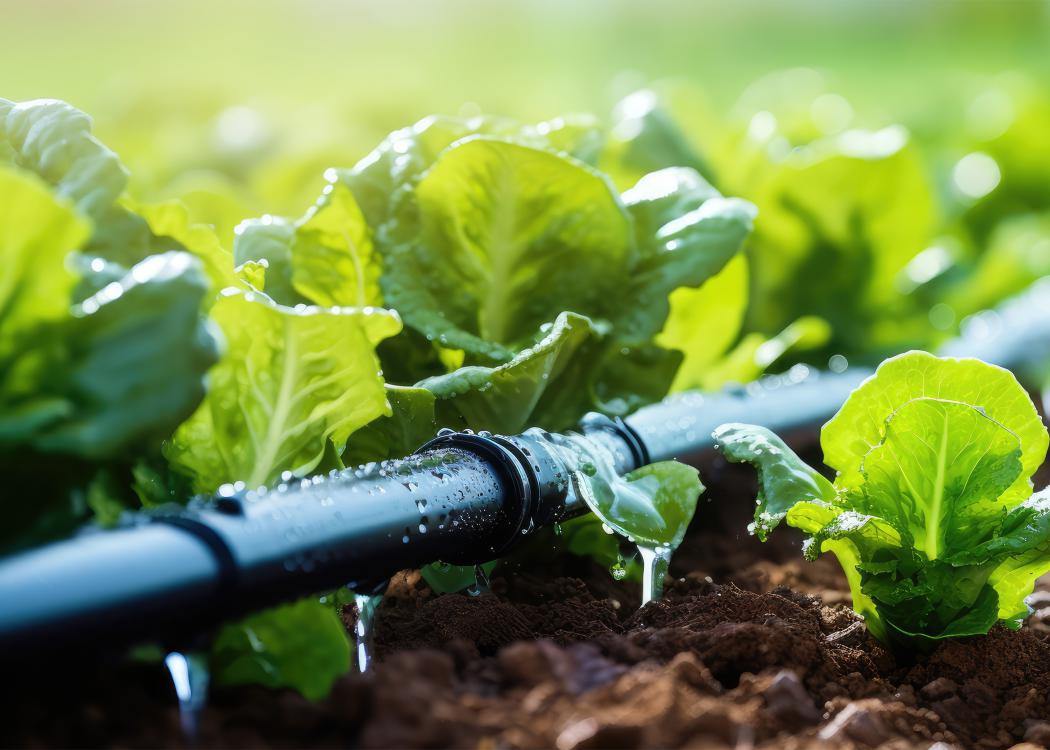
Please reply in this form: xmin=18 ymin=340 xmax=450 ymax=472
xmin=415 ymin=428 xmax=541 ymax=562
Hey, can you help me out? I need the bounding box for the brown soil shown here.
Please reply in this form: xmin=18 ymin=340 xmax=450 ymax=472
xmin=4 ymin=456 xmax=1050 ymax=750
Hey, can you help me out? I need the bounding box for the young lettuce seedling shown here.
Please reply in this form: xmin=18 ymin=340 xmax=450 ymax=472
xmin=714 ymin=350 xmax=1050 ymax=649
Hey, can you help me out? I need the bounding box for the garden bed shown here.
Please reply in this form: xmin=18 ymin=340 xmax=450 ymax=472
xmin=6 ymin=449 xmax=1050 ymax=750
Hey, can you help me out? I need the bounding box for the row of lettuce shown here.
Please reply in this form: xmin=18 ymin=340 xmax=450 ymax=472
xmin=1 ymin=71 xmax=1049 ymax=696
xmin=105 ymin=70 xmax=1050 ymax=374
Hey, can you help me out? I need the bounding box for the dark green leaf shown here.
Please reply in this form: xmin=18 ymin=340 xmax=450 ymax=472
xmin=212 ymin=598 xmax=351 ymax=701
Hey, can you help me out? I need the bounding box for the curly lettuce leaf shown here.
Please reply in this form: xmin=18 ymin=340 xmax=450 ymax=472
xmin=418 ymin=311 xmax=600 ymax=434
xmin=131 ymin=199 xmax=240 ymax=295
xmin=383 ymin=137 xmax=633 ymax=361
xmin=351 ymin=133 xmax=753 ymax=364
xmin=0 ymin=98 xmax=127 ymax=221
xmin=234 ymin=181 xmax=382 ymax=309
xmin=233 ymin=218 xmax=298 ymax=302
xmin=340 ymin=113 xmax=604 ymax=232
xmin=795 ymin=507 xmax=907 ymax=643
xmin=822 ymin=350 xmax=1048 ymax=501
xmin=166 ymin=290 xmax=400 ymax=492
xmin=338 ymin=124 xmax=752 ymax=424
xmin=0 ymin=166 xmax=87 ymax=392
xmin=859 ymin=397 xmax=1023 ymax=558
xmin=618 ymin=167 xmax=755 ymax=341
xmin=0 ymin=98 xmax=177 ymax=266
xmin=947 ymin=489 xmax=1050 ymax=624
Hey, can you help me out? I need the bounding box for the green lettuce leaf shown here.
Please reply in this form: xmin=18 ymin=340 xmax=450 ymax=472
xmin=602 ymin=89 xmax=714 ymax=188
xmin=587 ymin=341 xmax=682 ymax=419
xmin=0 ymin=98 xmax=177 ymax=266
xmin=0 ymin=166 xmax=218 ymax=458
xmin=795 ymin=508 xmax=907 ymax=643
xmin=656 ymin=254 xmax=749 ymax=392
xmin=0 ymin=98 xmax=127 ymax=222
xmin=713 ymin=422 xmax=837 ymax=541
xmin=554 ymin=459 xmax=703 ymax=573
xmin=382 ymin=136 xmax=633 ymax=361
xmin=822 ymin=350 xmax=1048 ymax=502
xmin=344 ymin=385 xmax=437 ymax=464
xmin=212 ymin=599 xmax=351 ymax=701
xmin=131 ymin=199 xmax=240 ymax=295
xmin=351 ymin=132 xmax=753 ymax=361
xmin=610 ymin=460 xmax=704 ymax=549
xmin=340 ymin=113 xmax=604 ymax=232
xmin=337 ymin=122 xmax=752 ymax=428
xmin=858 ymin=397 xmax=1023 ymax=558
xmin=421 ymin=560 xmax=498 ymax=595
xmin=233 ymin=218 xmax=299 ymax=302
xmin=945 ymin=213 xmax=1050 ymax=319
xmin=234 ymin=181 xmax=382 ymax=308
xmin=618 ymin=167 xmax=756 ymax=341
xmin=689 ymin=316 xmax=831 ymax=392
xmin=418 ymin=311 xmax=600 ymax=434
xmin=947 ymin=489 xmax=1050 ymax=624
xmin=0 ymin=166 xmax=87 ymax=424
xmin=166 ymin=290 xmax=401 ymax=492
xmin=36 ymin=251 xmax=218 ymax=458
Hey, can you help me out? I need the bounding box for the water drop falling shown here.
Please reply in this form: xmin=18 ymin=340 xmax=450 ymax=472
xmin=609 ymin=554 xmax=628 ymax=581
xmin=466 ymin=564 xmax=491 ymax=597
xmin=352 ymin=594 xmax=382 ymax=672
xmin=164 ymin=651 xmax=209 ymax=742
xmin=637 ymin=545 xmax=672 ymax=606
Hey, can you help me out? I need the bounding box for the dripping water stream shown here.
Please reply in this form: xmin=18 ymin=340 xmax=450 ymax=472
xmin=537 ymin=429 xmax=683 ymax=609
xmin=164 ymin=651 xmax=209 ymax=742
xmin=637 ymin=545 xmax=673 ymax=606
xmin=466 ymin=564 xmax=491 ymax=597
xmin=352 ymin=594 xmax=382 ymax=672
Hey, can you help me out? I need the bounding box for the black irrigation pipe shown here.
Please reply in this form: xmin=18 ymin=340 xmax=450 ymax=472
xmin=1 ymin=279 xmax=1049 ymax=660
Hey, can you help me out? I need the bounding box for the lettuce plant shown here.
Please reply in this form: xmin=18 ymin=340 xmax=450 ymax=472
xmin=166 ymin=112 xmax=753 ymax=692
xmin=715 ymin=351 xmax=1050 ymax=648
xmin=0 ymin=101 xmax=219 ymax=549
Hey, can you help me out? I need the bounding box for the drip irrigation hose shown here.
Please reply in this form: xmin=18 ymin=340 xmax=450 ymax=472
xmin=0 ymin=416 xmax=641 ymax=659
xmin=1 ymin=279 xmax=1048 ymax=659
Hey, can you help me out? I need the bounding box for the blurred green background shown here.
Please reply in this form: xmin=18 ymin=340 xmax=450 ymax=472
xmin=3 ymin=0 xmax=1048 ymax=210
